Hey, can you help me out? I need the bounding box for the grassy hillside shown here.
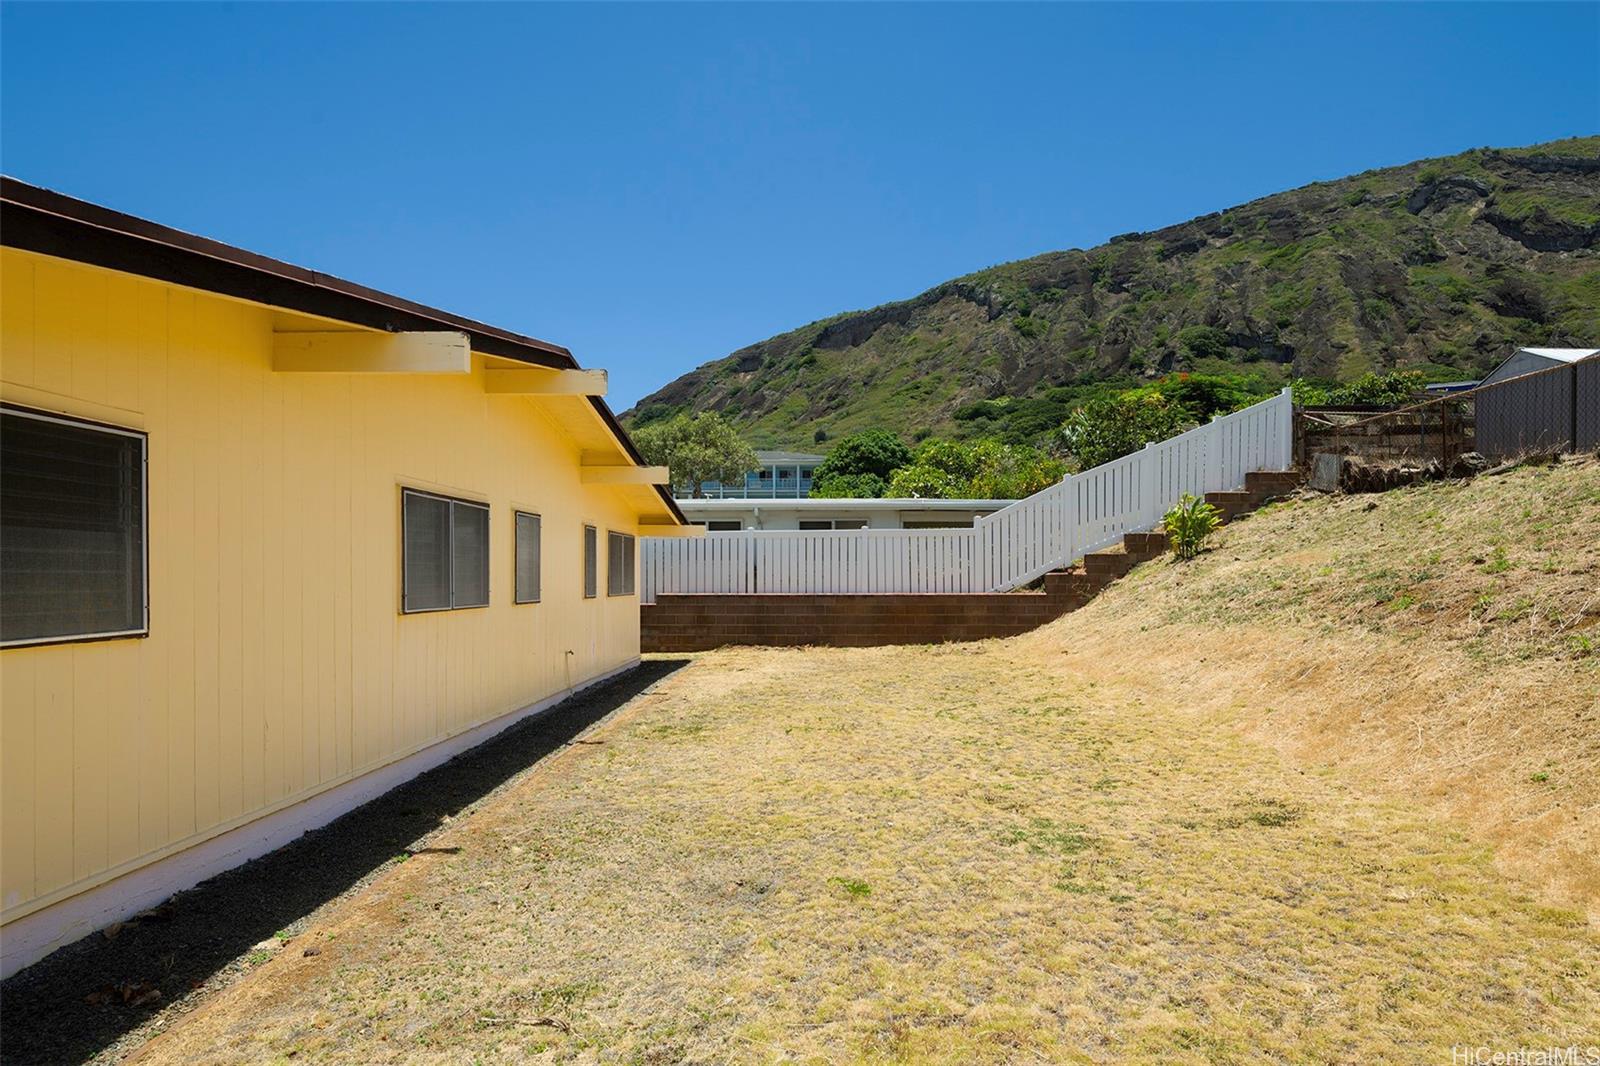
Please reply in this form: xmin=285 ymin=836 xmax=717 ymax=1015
xmin=1018 ymin=454 xmax=1600 ymax=921
xmin=117 ymin=461 xmax=1599 ymax=1064
xmin=627 ymin=136 xmax=1600 ymax=449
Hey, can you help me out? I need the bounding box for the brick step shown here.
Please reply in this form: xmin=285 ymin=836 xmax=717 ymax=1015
xmin=1083 ymin=551 xmax=1137 ymax=579
xmin=1043 ymin=570 xmax=1106 ymax=599
xmin=1121 ymin=531 xmax=1168 ymax=558
xmin=1203 ymin=489 xmax=1253 ymax=521
xmin=1244 ymin=469 xmax=1302 ymax=495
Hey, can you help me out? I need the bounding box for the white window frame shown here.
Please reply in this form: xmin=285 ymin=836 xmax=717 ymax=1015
xmin=400 ymin=487 xmax=490 ymax=614
xmin=0 ymin=404 xmax=150 ymax=648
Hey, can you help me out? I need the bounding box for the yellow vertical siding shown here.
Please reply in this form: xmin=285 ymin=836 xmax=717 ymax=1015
xmin=0 ymin=247 xmax=650 ymax=923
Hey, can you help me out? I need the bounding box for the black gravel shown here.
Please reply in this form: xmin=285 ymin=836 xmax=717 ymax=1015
xmin=0 ymin=659 xmax=688 ymax=1065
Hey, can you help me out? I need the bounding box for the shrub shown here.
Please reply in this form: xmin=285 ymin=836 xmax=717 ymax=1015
xmin=1177 ymin=325 xmax=1230 ymax=361
xmin=1326 ymin=370 xmax=1425 ymax=407
xmin=1291 ymin=369 xmax=1426 ymax=408
xmin=1057 ymin=393 xmax=1191 ymax=470
xmin=811 ymin=430 xmax=913 ymax=485
xmin=885 ymin=439 xmax=1066 ymax=499
xmin=809 ymin=472 xmax=887 ymax=499
xmin=1164 ymin=493 xmax=1221 ymax=561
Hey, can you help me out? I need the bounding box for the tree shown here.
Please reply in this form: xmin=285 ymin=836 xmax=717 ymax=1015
xmin=1290 ymin=369 xmax=1426 ymax=408
xmin=809 ymin=472 xmax=887 ymax=498
xmin=1176 ymin=324 xmax=1230 ymax=361
xmin=631 ymin=413 xmax=758 ymax=498
xmin=885 ymin=439 xmax=1067 ymax=499
xmin=808 ymin=430 xmax=912 ymax=498
xmin=1057 ymin=393 xmax=1191 ymax=470
xmin=1146 ymin=373 xmax=1268 ymax=421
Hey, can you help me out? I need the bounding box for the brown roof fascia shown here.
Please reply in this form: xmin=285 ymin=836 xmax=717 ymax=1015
xmin=0 ymin=176 xmax=685 ymax=524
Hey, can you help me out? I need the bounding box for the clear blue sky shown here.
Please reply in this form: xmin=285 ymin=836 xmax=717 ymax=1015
xmin=3 ymin=3 xmax=1596 ymax=410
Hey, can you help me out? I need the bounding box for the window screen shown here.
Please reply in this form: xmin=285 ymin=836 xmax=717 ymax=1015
xmin=1 ymin=407 xmax=147 ymax=646
xmin=402 ymin=489 xmax=489 ymax=612
xmin=451 ymin=503 xmax=490 ymax=608
xmin=514 ymin=512 xmax=541 ymax=604
xmin=582 ymin=525 xmax=598 ymax=599
xmin=607 ymin=532 xmax=636 ymax=597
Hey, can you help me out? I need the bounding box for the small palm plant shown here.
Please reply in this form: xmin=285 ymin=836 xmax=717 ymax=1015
xmin=1164 ymin=493 xmax=1222 ymax=561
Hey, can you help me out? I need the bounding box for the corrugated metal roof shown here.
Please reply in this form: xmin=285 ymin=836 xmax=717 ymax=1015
xmin=1517 ymin=348 xmax=1600 ymax=362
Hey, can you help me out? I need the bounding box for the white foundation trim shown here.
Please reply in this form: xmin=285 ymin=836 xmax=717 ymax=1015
xmin=0 ymin=659 xmax=640 ymax=980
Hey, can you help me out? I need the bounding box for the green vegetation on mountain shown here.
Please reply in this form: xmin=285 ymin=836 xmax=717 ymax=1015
xmin=885 ymin=439 xmax=1066 ymax=500
xmin=625 ymin=136 xmax=1599 ymax=449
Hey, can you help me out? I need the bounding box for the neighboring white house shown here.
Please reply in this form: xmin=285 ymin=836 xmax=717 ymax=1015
xmin=675 ymin=496 xmax=1010 ymax=531
xmin=1480 ymin=348 xmax=1600 ymax=387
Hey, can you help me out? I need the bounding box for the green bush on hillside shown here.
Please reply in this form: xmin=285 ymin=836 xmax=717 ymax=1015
xmin=1164 ymin=493 xmax=1222 ymax=561
xmin=1057 ymin=393 xmax=1192 ymax=470
xmin=810 ymin=430 xmax=913 ymax=487
xmin=885 ymin=439 xmax=1066 ymax=499
xmin=810 ymin=472 xmax=888 ymax=499
xmin=1292 ymin=369 xmax=1426 ymax=407
xmin=1177 ymin=325 xmax=1230 ymax=361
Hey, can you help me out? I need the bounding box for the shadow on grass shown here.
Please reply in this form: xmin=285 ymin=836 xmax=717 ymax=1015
xmin=0 ymin=658 xmax=690 ymax=1065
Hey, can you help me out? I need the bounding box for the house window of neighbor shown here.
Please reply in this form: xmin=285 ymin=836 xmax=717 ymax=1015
xmin=1 ymin=405 xmax=148 ymax=647
xmin=583 ymin=525 xmax=598 ymax=598
xmin=401 ymin=489 xmax=489 ymax=612
xmin=607 ymin=531 xmax=636 ymax=596
xmin=514 ymin=511 xmax=541 ymax=604
xmin=705 ymin=520 xmax=743 ymax=531
xmin=799 ymin=519 xmax=868 ymax=531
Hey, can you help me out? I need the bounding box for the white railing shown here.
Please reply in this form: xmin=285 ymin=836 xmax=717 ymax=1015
xmin=641 ymin=388 xmax=1292 ymax=603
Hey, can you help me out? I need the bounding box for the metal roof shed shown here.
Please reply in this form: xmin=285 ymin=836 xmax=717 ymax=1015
xmin=1480 ymin=348 xmax=1600 ymax=387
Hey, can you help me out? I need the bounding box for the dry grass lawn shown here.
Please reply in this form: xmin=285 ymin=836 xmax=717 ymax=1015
xmin=130 ymin=460 xmax=1600 ymax=1064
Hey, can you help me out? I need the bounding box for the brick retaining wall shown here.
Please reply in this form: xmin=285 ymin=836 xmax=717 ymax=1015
xmin=641 ymin=470 xmax=1301 ymax=654
xmin=641 ymin=582 xmax=1093 ymax=652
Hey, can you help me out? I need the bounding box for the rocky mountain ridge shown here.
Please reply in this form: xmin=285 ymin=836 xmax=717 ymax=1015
xmin=626 ymin=136 xmax=1599 ymax=448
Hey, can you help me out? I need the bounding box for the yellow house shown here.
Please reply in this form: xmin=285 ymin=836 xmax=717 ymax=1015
xmin=0 ymin=178 xmax=694 ymax=976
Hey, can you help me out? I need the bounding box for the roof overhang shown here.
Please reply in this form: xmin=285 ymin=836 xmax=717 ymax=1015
xmin=675 ymin=497 xmax=1013 ymax=512
xmin=0 ymin=176 xmax=684 ymax=525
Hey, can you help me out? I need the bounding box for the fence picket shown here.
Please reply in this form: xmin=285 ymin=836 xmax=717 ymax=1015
xmin=640 ymin=389 xmax=1293 ymax=602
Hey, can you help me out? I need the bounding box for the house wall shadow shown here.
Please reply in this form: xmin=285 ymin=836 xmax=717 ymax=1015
xmin=0 ymin=657 xmax=690 ymax=1065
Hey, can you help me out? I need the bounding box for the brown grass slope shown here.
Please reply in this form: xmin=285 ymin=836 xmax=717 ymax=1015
xmin=627 ymin=135 xmax=1599 ymax=448
xmin=124 ymin=463 xmax=1599 ymax=1064
xmin=1018 ymin=455 xmax=1600 ymax=921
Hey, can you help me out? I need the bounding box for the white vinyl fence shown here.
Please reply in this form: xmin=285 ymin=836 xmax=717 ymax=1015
xmin=642 ymin=388 xmax=1293 ymax=603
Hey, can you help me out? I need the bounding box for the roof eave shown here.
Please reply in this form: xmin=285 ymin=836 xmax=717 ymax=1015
xmin=0 ymin=176 xmax=686 ymax=526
